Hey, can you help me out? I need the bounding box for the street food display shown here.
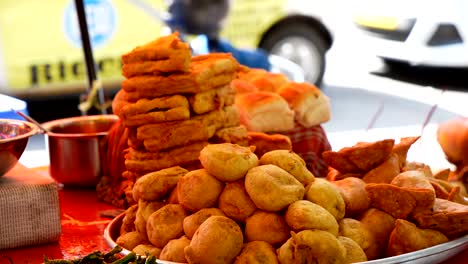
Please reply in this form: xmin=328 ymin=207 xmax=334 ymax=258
xmin=108 ymin=135 xmax=467 ymax=263
xmin=96 ymin=33 xmax=468 ymax=263
xmin=3 ymin=32 xmax=467 ymax=264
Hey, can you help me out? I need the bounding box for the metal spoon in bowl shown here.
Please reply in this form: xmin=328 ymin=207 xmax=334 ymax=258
xmin=12 ymin=110 xmax=50 ymax=134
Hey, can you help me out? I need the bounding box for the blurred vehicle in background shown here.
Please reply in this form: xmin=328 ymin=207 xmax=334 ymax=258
xmin=352 ymin=0 xmax=468 ymax=69
xmin=0 ymin=0 xmax=333 ymax=104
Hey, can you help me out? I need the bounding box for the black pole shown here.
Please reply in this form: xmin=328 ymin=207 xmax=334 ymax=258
xmin=74 ymin=0 xmax=107 ymax=114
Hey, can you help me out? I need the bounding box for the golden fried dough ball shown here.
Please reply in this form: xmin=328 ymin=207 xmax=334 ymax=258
xmin=219 ymin=181 xmax=257 ymax=222
xmin=234 ymin=241 xmax=279 ymax=264
xmin=120 ymin=204 xmax=138 ymax=235
xmin=277 ymin=230 xmax=346 ymax=264
xmin=245 ymin=210 xmax=290 ymax=246
xmin=338 ymin=218 xmax=375 ymax=257
xmin=183 ymin=208 xmax=226 ymax=239
xmin=132 ymin=166 xmax=188 ymax=201
xmin=146 ymin=204 xmax=188 ymax=248
xmin=185 ymin=215 xmax=243 ymax=264
xmin=134 ymin=199 xmax=165 ymax=239
xmin=167 ymin=185 xmax=179 ymax=204
xmin=338 ymin=236 xmax=368 ymax=263
xmin=304 ymin=177 xmax=345 ymax=220
xmin=116 ymin=231 xmax=147 ymax=251
xmin=387 ymin=219 xmax=448 ymax=257
xmin=199 ymin=143 xmax=258 ymax=182
xmin=132 ymin=244 xmax=162 ymax=258
xmin=160 ymin=236 xmax=191 ymax=263
xmin=177 ymin=169 xmax=224 ymax=212
xmin=285 ymin=200 xmax=339 ymax=236
xmin=245 ymin=165 xmax=305 ymax=211
xmin=332 ymin=177 xmax=370 ymax=217
xmin=359 ymin=208 xmax=395 ymax=260
xmin=259 ymin=149 xmax=314 ymax=185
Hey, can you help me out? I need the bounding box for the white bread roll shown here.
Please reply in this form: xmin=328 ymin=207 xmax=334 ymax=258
xmin=235 ymin=91 xmax=295 ymax=132
xmin=278 ymin=82 xmax=331 ymax=127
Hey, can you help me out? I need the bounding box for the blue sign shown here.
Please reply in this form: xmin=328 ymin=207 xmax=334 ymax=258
xmin=63 ymin=0 xmax=117 ymax=49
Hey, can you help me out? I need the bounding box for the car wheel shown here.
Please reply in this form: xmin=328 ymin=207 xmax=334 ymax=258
xmin=260 ymin=23 xmax=327 ymax=86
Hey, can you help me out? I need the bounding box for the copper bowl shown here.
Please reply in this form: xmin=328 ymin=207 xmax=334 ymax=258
xmin=42 ymin=115 xmax=119 ymax=187
xmin=0 ymin=119 xmax=39 ymax=176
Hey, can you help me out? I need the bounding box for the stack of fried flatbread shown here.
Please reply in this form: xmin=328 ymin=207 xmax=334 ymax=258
xmin=113 ymin=33 xmax=249 ymax=186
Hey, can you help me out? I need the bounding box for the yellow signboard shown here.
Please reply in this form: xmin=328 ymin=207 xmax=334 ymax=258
xmin=0 ymin=0 xmax=285 ymax=98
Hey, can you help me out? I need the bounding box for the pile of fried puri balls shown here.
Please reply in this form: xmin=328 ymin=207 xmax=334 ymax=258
xmin=116 ymin=138 xmax=468 ymax=264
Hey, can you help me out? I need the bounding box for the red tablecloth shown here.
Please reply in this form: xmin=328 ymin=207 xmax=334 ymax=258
xmin=0 ymin=168 xmax=466 ymax=264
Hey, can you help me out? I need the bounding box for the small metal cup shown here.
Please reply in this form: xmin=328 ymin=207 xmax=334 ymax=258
xmin=42 ymin=115 xmax=119 ymax=187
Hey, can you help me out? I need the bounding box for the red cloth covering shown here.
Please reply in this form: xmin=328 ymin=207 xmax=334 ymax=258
xmin=279 ymin=124 xmax=331 ymax=178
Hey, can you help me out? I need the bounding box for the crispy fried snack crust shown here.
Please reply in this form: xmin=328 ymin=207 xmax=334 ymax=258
xmin=118 ymin=93 xmax=190 ymax=127
xmin=247 ymin=132 xmax=292 ymax=157
xmin=136 ymin=106 xmax=239 ymax=151
xmin=413 ymin=198 xmax=468 ymax=238
xmin=387 ymin=219 xmax=448 ymax=256
xmin=122 ymin=53 xmax=239 ymax=100
xmin=188 ymin=84 xmax=236 ymax=114
xmin=121 ymin=32 xmax=190 ymax=63
xmin=125 ymin=141 xmax=208 ymax=172
xmin=365 ymin=183 xmax=435 ymax=219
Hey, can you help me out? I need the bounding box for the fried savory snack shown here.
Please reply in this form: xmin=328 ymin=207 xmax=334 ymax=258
xmin=115 ymin=91 xmax=191 ymax=127
xmin=177 ymin=169 xmax=224 ymax=212
xmin=116 ymin=231 xmax=148 ymax=251
xmin=323 ymin=139 xmax=395 ymax=173
xmin=304 ymin=178 xmax=345 ymax=220
xmin=146 ymin=204 xmax=188 ymax=248
xmin=362 ymin=152 xmax=400 ymax=183
xmin=183 ymin=208 xmax=226 ymax=239
xmin=122 ymin=53 xmax=239 ymax=100
xmin=247 ymin=131 xmax=292 ymax=157
xmin=392 ymin=136 xmax=420 ymax=168
xmin=218 ymin=181 xmax=257 ymax=222
xmin=125 ymin=141 xmax=208 ymax=172
xmin=387 ymin=219 xmax=448 ymax=257
xmin=210 ymin=125 xmax=249 ymax=146
xmin=413 ymin=198 xmax=468 ymax=238
xmin=159 ymin=236 xmax=191 ymax=263
xmin=338 ymin=218 xmax=376 ymax=258
xmin=365 ymin=183 xmax=435 ymax=219
xmin=185 ymin=216 xmax=243 ymax=264
xmin=134 ymin=200 xmax=165 ymax=239
xmin=199 ymin=143 xmax=259 ymax=182
xmin=121 ymin=32 xmax=190 ymax=74
xmin=245 ymin=165 xmax=305 ymax=211
xmin=338 ymin=236 xmax=368 ymax=263
xmin=188 ymin=84 xmax=236 ymax=114
xmin=235 ymin=91 xmax=295 ymax=132
xmin=277 ymin=230 xmax=347 ymax=264
xmin=259 ymin=149 xmax=315 ymax=186
xmin=358 ymin=208 xmax=396 ymax=260
xmin=285 ymin=200 xmax=339 ymax=236
xmin=244 ymin=210 xmax=290 ymax=246
xmin=234 ymin=241 xmax=279 ymax=264
xmin=132 ymin=244 xmax=162 ymax=258
xmin=332 ymin=177 xmax=370 ymax=217
xmin=120 ymin=204 xmax=138 ymax=235
xmin=136 ymin=106 xmax=240 ymax=151
xmin=132 ymin=166 xmax=188 ymax=201
xmin=277 ymin=82 xmax=331 ymax=127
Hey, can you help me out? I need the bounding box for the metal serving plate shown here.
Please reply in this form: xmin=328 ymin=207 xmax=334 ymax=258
xmin=104 ymin=213 xmax=468 ymax=264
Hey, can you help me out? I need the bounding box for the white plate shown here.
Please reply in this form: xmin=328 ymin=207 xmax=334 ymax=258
xmin=104 ymin=213 xmax=468 ymax=264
